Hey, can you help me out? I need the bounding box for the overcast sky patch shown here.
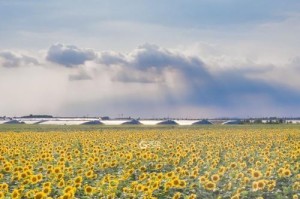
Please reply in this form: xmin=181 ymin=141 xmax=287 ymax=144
xmin=1 ymin=1 xmax=300 ymax=117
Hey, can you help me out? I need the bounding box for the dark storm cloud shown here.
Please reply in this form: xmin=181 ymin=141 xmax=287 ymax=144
xmin=46 ymin=43 xmax=97 ymax=67
xmin=0 ymin=51 xmax=38 ymax=68
xmin=132 ymin=44 xmax=206 ymax=71
xmin=98 ymin=43 xmax=210 ymax=83
xmin=186 ymin=71 xmax=300 ymax=107
xmin=97 ymin=44 xmax=300 ymax=107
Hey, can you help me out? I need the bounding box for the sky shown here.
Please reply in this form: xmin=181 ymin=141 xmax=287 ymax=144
xmin=1 ymin=0 xmax=300 ymax=118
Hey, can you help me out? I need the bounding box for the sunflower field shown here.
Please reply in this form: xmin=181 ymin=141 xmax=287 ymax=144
xmin=0 ymin=127 xmax=299 ymax=199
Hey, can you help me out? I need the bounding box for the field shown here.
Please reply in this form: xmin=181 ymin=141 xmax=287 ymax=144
xmin=0 ymin=125 xmax=299 ymax=199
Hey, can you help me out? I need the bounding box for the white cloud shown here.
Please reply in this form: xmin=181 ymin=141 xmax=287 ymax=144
xmin=0 ymin=51 xmax=38 ymax=68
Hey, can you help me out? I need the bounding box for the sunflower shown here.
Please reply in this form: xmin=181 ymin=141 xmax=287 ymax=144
xmin=60 ymin=193 xmax=71 ymax=199
xmin=139 ymin=173 xmax=146 ymax=180
xmin=251 ymin=170 xmax=262 ymax=179
xmin=166 ymin=171 xmax=174 ymax=178
xmin=211 ymin=174 xmax=220 ymax=182
xmin=293 ymin=182 xmax=300 ymax=191
xmin=53 ymin=167 xmax=60 ymax=174
xmin=283 ymin=169 xmax=291 ymax=177
xmin=37 ymin=173 xmax=43 ymax=181
xmin=199 ymin=176 xmax=207 ymax=184
xmin=187 ymin=194 xmax=197 ymax=199
xmin=267 ymin=184 xmax=275 ymax=191
xmin=230 ymin=162 xmax=237 ymax=169
xmin=231 ymin=194 xmax=240 ymax=199
xmin=11 ymin=189 xmax=20 ymax=199
xmin=30 ymin=175 xmax=38 ymax=184
xmin=0 ymin=183 xmax=8 ymax=192
xmin=57 ymin=179 xmax=65 ymax=188
xmin=74 ymin=176 xmax=82 ymax=184
xmin=84 ymin=185 xmax=94 ymax=195
xmin=85 ymin=170 xmax=94 ymax=178
xmin=256 ymin=161 xmax=262 ymax=168
xmin=172 ymin=192 xmax=181 ymax=199
xmin=20 ymin=172 xmax=27 ymax=179
xmin=252 ymin=181 xmax=258 ymax=191
xmin=136 ymin=184 xmax=144 ymax=192
xmin=164 ymin=182 xmax=172 ymax=191
xmin=0 ymin=191 xmax=4 ymax=199
xmin=225 ymin=182 xmax=232 ymax=190
xmin=109 ymin=179 xmax=119 ymax=188
xmin=42 ymin=187 xmax=51 ymax=195
xmin=4 ymin=166 xmax=11 ymax=172
xmin=140 ymin=166 xmax=146 ymax=172
xmin=143 ymin=186 xmax=149 ymax=192
xmin=277 ymin=168 xmax=284 ymax=176
xmin=156 ymin=164 xmax=163 ymax=170
xmin=152 ymin=181 xmax=159 ymax=190
xmin=171 ymin=178 xmax=180 ymax=187
xmin=34 ymin=192 xmax=47 ymax=199
xmin=265 ymin=171 xmax=271 ymax=177
xmin=218 ymin=166 xmax=226 ymax=174
xmin=107 ymin=193 xmax=115 ymax=199
xmin=25 ymin=190 xmax=35 ymax=198
xmin=57 ymin=173 xmax=64 ymax=180
xmin=179 ymin=180 xmax=186 ymax=188
xmin=257 ymin=180 xmax=266 ymax=190
xmin=237 ymin=173 xmax=244 ymax=179
xmin=43 ymin=182 xmax=52 ymax=188
xmin=205 ymin=181 xmax=216 ymax=191
xmin=63 ymin=186 xmax=76 ymax=194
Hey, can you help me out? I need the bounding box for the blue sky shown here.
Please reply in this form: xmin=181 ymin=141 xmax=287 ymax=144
xmin=0 ymin=0 xmax=300 ymax=118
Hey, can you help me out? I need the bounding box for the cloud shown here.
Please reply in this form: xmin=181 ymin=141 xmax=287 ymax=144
xmin=46 ymin=43 xmax=97 ymax=67
xmin=69 ymin=70 xmax=92 ymax=81
xmin=0 ymin=51 xmax=38 ymax=68
xmin=98 ymin=51 xmax=127 ymax=66
xmin=111 ymin=69 xmax=164 ymax=83
xmin=131 ymin=44 xmax=206 ymax=72
xmin=188 ymin=71 xmax=300 ymax=107
xmin=98 ymin=43 xmax=210 ymax=84
xmin=2 ymin=43 xmax=300 ymax=117
xmin=290 ymin=56 xmax=300 ymax=68
xmin=95 ymin=43 xmax=300 ymax=110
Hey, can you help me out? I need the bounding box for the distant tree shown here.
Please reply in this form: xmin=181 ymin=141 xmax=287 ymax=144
xmin=254 ymin=119 xmax=262 ymax=124
xmin=241 ymin=119 xmax=250 ymax=124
